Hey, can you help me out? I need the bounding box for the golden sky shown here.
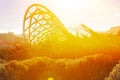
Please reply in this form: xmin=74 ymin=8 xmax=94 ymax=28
xmin=0 ymin=0 xmax=120 ymax=34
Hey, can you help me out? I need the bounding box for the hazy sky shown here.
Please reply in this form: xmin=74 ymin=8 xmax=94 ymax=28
xmin=0 ymin=0 xmax=120 ymax=34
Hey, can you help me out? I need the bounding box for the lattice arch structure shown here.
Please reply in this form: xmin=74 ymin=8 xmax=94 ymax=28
xmin=23 ymin=4 xmax=70 ymax=46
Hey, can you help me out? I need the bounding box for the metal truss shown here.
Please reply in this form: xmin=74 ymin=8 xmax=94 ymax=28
xmin=23 ymin=4 xmax=70 ymax=46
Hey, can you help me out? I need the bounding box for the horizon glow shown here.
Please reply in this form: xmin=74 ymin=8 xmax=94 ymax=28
xmin=0 ymin=0 xmax=120 ymax=34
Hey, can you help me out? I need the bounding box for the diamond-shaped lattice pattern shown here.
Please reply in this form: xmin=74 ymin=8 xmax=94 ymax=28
xmin=23 ymin=4 xmax=69 ymax=46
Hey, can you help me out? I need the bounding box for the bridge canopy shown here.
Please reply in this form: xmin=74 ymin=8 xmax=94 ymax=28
xmin=23 ymin=4 xmax=70 ymax=47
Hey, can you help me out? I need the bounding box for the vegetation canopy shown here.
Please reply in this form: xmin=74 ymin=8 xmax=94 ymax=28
xmin=0 ymin=3 xmax=120 ymax=80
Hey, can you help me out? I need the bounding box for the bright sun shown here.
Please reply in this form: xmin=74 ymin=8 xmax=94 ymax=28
xmin=51 ymin=0 xmax=112 ymax=31
xmin=0 ymin=0 xmax=119 ymax=34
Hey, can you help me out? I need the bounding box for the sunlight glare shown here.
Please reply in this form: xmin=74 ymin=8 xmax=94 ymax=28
xmin=48 ymin=77 xmax=54 ymax=80
xmin=11 ymin=29 xmax=22 ymax=34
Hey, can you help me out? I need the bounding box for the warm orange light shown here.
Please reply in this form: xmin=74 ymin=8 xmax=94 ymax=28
xmin=48 ymin=77 xmax=54 ymax=80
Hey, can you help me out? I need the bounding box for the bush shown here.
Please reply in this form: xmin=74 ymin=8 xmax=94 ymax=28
xmin=105 ymin=61 xmax=120 ymax=80
xmin=0 ymin=54 xmax=118 ymax=80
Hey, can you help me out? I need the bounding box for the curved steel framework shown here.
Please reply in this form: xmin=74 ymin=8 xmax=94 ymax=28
xmin=23 ymin=4 xmax=69 ymax=46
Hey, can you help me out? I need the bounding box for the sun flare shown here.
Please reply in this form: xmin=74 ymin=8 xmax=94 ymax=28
xmin=0 ymin=1 xmax=120 ymax=80
xmin=48 ymin=77 xmax=54 ymax=80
